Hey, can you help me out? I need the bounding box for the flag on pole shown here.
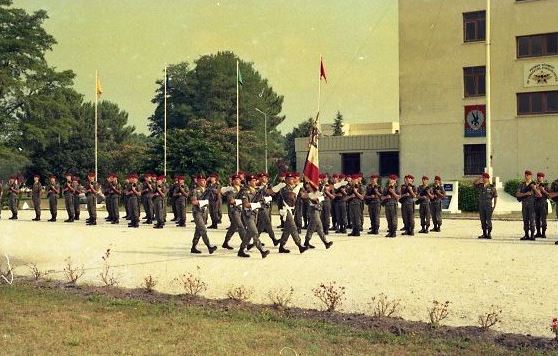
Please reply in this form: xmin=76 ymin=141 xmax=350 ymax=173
xmin=320 ymin=57 xmax=327 ymax=83
xmin=96 ymin=75 xmax=103 ymax=97
xmin=238 ymin=68 xmax=244 ymax=87
xmin=303 ymin=114 xmax=320 ymax=188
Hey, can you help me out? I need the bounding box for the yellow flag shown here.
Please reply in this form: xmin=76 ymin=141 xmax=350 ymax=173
xmin=96 ymin=74 xmax=103 ymax=97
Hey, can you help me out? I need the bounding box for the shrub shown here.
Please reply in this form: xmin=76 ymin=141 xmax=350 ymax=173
xmin=369 ymin=293 xmax=402 ymax=318
xmin=504 ymin=178 xmax=522 ymax=196
xmin=99 ymin=249 xmax=118 ymax=287
xmin=312 ymin=281 xmax=346 ymax=312
xmin=175 ymin=266 xmax=207 ymax=296
xmin=267 ymin=287 xmax=294 ymax=309
xmin=63 ymin=257 xmax=85 ymax=285
xmin=458 ymin=180 xmax=479 ymax=212
xmin=27 ymin=263 xmax=49 ymax=281
xmin=428 ymin=300 xmax=450 ymax=328
xmin=227 ymin=285 xmax=254 ymax=302
xmin=478 ymin=305 xmax=502 ymax=330
xmin=142 ymin=275 xmax=157 ymax=293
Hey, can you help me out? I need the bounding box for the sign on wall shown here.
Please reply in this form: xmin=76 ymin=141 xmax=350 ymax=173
xmin=524 ymin=61 xmax=558 ymax=87
xmin=464 ymin=105 xmax=486 ymax=137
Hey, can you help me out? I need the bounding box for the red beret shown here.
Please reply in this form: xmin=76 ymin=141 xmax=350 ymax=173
xmin=285 ymin=172 xmax=295 ymax=178
xmin=407 ymin=175 xmax=415 ymax=180
xmin=332 ymin=174 xmax=339 ymax=178
xmin=278 ymin=172 xmax=286 ymax=178
xmin=49 ymin=174 xmax=57 ymax=179
xmin=318 ymin=173 xmax=326 ymax=179
xmin=482 ymin=173 xmax=490 ymax=178
xmin=246 ymin=175 xmax=258 ymax=181
xmin=338 ymin=174 xmax=345 ymax=179
xmin=537 ymin=172 xmax=545 ymax=178
xmin=351 ymin=174 xmax=360 ymax=180
xmin=258 ymin=172 xmax=269 ymax=178
xmin=434 ymin=176 xmax=441 ymax=181
xmin=524 ymin=170 xmax=532 ymax=176
xmin=176 ymin=176 xmax=185 ymax=180
xmin=196 ymin=175 xmax=205 ymax=180
xmin=88 ymin=171 xmax=96 ymax=177
xmin=389 ymin=174 xmax=398 ymax=180
xmin=157 ymin=175 xmax=166 ymax=181
xmin=33 ymin=174 xmax=40 ymax=178
xmin=422 ymin=176 xmax=429 ymax=180
xmin=230 ymin=174 xmax=241 ymax=180
xmin=208 ymin=173 xmax=219 ymax=178
xmin=370 ymin=174 xmax=379 ymax=179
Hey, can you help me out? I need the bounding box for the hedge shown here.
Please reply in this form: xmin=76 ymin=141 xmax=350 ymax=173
xmin=458 ymin=180 xmax=479 ymax=212
xmin=504 ymin=178 xmax=522 ymax=196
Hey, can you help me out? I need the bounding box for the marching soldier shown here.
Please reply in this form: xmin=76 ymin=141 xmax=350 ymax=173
xmin=174 ymin=176 xmax=189 ymax=227
xmin=278 ymin=172 xmax=308 ymax=254
xmin=152 ymin=175 xmax=166 ymax=228
xmin=238 ymin=175 xmax=270 ymax=258
xmin=381 ymin=174 xmax=400 ymax=238
xmin=109 ymin=174 xmax=122 ymax=224
xmin=207 ymin=173 xmax=221 ymax=229
xmin=347 ymin=174 xmax=365 ymax=236
xmin=319 ymin=174 xmax=334 ymax=235
xmin=417 ymin=176 xmax=433 ymax=234
xmin=85 ymin=171 xmax=99 ymax=225
xmin=364 ymin=175 xmax=381 ymax=235
xmin=475 ymin=173 xmax=497 ymax=239
xmin=72 ymin=176 xmax=83 ymax=221
xmin=516 ymin=170 xmax=536 ymax=241
xmin=63 ymin=173 xmax=75 ymax=222
xmin=275 ymin=172 xmax=286 ymax=229
xmin=127 ymin=173 xmax=141 ymax=228
xmin=430 ymin=176 xmax=445 ymax=232
xmin=31 ymin=174 xmax=43 ymax=221
xmin=534 ymin=172 xmax=549 ymax=238
xmin=399 ymin=175 xmax=417 ymax=236
xmin=8 ymin=176 xmax=20 ymax=220
xmin=46 ymin=175 xmax=59 ymax=222
xmin=190 ymin=175 xmax=217 ymax=254
xmin=256 ymin=172 xmax=280 ymax=246
xmin=304 ymin=183 xmax=333 ymax=249
xmin=294 ymin=173 xmax=305 ymax=233
xmin=222 ymin=174 xmax=247 ymax=250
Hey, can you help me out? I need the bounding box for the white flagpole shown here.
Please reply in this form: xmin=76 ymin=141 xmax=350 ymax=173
xmin=318 ymin=54 xmax=321 ymax=119
xmin=236 ymin=59 xmax=240 ymax=173
xmin=164 ymin=64 xmax=167 ymax=177
xmin=485 ymin=0 xmax=493 ymax=181
xmin=95 ymin=70 xmax=98 ymax=181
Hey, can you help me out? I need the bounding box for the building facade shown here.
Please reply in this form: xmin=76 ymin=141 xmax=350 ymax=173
xmin=399 ymin=0 xmax=558 ymax=181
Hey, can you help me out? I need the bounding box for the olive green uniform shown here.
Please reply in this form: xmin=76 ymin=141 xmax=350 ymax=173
xmin=476 ymin=182 xmax=497 ymax=238
xmin=517 ymin=181 xmax=536 ymax=238
xmin=417 ymin=184 xmax=431 ymax=233
xmin=365 ymin=183 xmax=381 ymax=235
xmin=304 ymin=193 xmax=332 ymax=248
xmin=223 ymin=187 xmax=247 ymax=248
xmin=62 ymin=180 xmax=75 ymax=221
xmin=8 ymin=182 xmax=19 ymax=219
xmin=32 ymin=181 xmax=42 ymax=220
xmin=191 ymin=186 xmax=215 ymax=252
xmin=46 ymin=182 xmax=59 ymax=221
xmin=256 ymin=184 xmax=278 ymax=244
xmin=430 ymin=184 xmax=445 ymax=231
xmin=382 ymin=184 xmax=399 ymax=237
xmin=127 ymin=182 xmax=141 ymax=227
xmin=347 ymin=183 xmax=365 ymax=236
xmin=399 ymin=183 xmax=416 ymax=235
xmin=319 ymin=182 xmax=332 ymax=234
xmin=85 ymin=180 xmax=99 ymax=223
xmin=153 ymin=183 xmax=166 ymax=228
xmin=278 ymin=185 xmax=306 ymax=253
xmin=174 ymin=183 xmax=189 ymax=227
xmin=534 ymin=182 xmax=548 ymax=237
xmin=72 ymin=181 xmax=83 ymax=220
xmin=240 ymin=186 xmax=267 ymax=256
xmin=208 ymin=182 xmax=221 ymax=228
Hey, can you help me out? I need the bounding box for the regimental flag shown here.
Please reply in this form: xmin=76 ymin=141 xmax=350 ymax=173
xmin=96 ymin=74 xmax=103 ymax=97
xmin=320 ymin=57 xmax=327 ymax=83
xmin=303 ymin=114 xmax=320 ymax=188
xmin=238 ymin=67 xmax=244 ymax=87
xmin=464 ymin=105 xmax=486 ymax=137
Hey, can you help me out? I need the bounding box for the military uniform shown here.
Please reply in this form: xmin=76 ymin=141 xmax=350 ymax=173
xmin=62 ymin=177 xmax=75 ymax=222
xmin=46 ymin=180 xmax=60 ymax=222
xmin=319 ymin=180 xmax=333 ymax=234
xmin=399 ymin=179 xmax=416 ymax=236
xmin=430 ymin=180 xmax=445 ymax=232
xmin=168 ymin=180 xmax=178 ymax=222
xmin=304 ymin=189 xmax=333 ymax=249
xmin=476 ymin=179 xmax=497 ymax=239
xmin=534 ymin=176 xmax=548 ymax=238
xmin=153 ymin=178 xmax=166 ymax=228
xmin=256 ymin=181 xmax=279 ymax=246
xmin=417 ymin=183 xmax=432 ymax=233
xmin=517 ymin=180 xmax=536 ymax=240
xmin=126 ymin=178 xmax=141 ymax=228
xmin=103 ymin=179 xmax=113 ymax=222
xmin=223 ymin=183 xmax=247 ymax=249
xmin=142 ymin=176 xmax=155 ymax=224
xmin=347 ymin=181 xmax=365 ymax=236
xmin=84 ymin=176 xmax=99 ymax=225
xmin=122 ymin=179 xmax=131 ymax=220
xmin=207 ymin=179 xmax=221 ymax=228
xmin=278 ymin=181 xmax=307 ymax=254
xmin=72 ymin=178 xmax=83 ymax=221
xmin=8 ymin=179 xmax=19 ymax=219
xmin=190 ymin=183 xmax=217 ymax=254
xmin=31 ymin=178 xmax=42 ymax=221
xmin=239 ymin=182 xmax=269 ymax=258
xmin=294 ymin=184 xmax=306 ymax=232
xmin=365 ymin=179 xmax=381 ymax=235
xmin=109 ymin=178 xmax=122 ymax=224
xmin=174 ymin=179 xmax=189 ymax=227
xmin=334 ymin=184 xmax=348 ymax=233
xmin=382 ymin=180 xmax=400 ymax=237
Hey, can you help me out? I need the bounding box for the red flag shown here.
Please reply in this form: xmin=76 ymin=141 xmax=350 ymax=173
xmin=320 ymin=57 xmax=327 ymax=83
xmin=303 ymin=121 xmax=320 ymax=188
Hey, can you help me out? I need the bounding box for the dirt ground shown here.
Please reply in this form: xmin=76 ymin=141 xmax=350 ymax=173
xmin=1 ymin=209 xmax=558 ymax=338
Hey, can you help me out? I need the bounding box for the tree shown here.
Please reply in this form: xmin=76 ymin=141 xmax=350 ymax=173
xmin=284 ymin=118 xmax=314 ymax=171
xmin=332 ymin=111 xmax=345 ymax=136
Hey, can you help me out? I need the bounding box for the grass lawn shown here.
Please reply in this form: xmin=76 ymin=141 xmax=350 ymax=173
xmin=0 ymin=284 xmax=548 ymax=355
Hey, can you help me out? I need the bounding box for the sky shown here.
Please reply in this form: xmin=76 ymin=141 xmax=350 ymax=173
xmin=14 ymin=0 xmax=399 ymax=134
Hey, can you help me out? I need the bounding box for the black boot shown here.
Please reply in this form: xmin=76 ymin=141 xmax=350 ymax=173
xmin=486 ymin=228 xmax=492 ymax=239
xmin=325 ymin=241 xmax=333 ymax=249
xmin=298 ymin=244 xmax=308 ymax=254
xmin=208 ymin=245 xmax=218 ymax=254
xmin=260 ymin=249 xmax=270 ymax=259
xmin=542 ymin=228 xmax=547 ymax=238
xmin=191 ymin=247 xmax=202 ymax=254
xmin=278 ymin=245 xmax=290 ymax=253
xmin=237 ymin=249 xmax=250 ymax=258
xmin=520 ymin=230 xmax=530 ymax=240
xmin=304 ymin=240 xmax=315 ymax=249
xmin=478 ymin=229 xmax=486 ymax=239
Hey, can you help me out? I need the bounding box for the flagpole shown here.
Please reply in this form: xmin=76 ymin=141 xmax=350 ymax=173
xmin=318 ymin=54 xmax=321 ymax=119
xmin=94 ymin=70 xmax=98 ymax=181
xmin=164 ymin=64 xmax=167 ymax=177
xmin=236 ymin=59 xmax=240 ymax=173
xmin=485 ymin=0 xmax=493 ymax=181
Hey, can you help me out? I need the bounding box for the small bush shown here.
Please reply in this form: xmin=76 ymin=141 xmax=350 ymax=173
xmin=175 ymin=266 xmax=207 ymax=296
xmin=99 ymin=249 xmax=118 ymax=287
xmin=369 ymin=293 xmax=402 ymax=318
xmin=227 ymin=285 xmax=253 ymax=302
xmin=267 ymin=287 xmax=294 ymax=309
xmin=504 ymin=178 xmax=522 ymax=196
xmin=478 ymin=305 xmax=502 ymax=330
xmin=142 ymin=275 xmax=157 ymax=293
xmin=458 ymin=180 xmax=479 ymax=212
xmin=63 ymin=257 xmax=85 ymax=285
xmin=27 ymin=263 xmax=49 ymax=281
xmin=312 ymin=281 xmax=346 ymax=312
xmin=428 ymin=300 xmax=450 ymax=328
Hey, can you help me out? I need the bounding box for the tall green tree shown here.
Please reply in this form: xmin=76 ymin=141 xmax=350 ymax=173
xmin=284 ymin=118 xmax=314 ymax=171
xmin=332 ymin=111 xmax=345 ymax=136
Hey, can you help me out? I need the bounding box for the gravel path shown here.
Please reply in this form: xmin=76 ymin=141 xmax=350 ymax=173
xmin=1 ymin=210 xmax=557 ymax=337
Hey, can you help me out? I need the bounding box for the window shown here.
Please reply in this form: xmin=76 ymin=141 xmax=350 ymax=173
xmin=517 ymin=91 xmax=558 ymax=115
xmin=378 ymin=152 xmax=399 ymax=177
xmin=463 ymin=11 xmax=486 ymax=42
xmin=517 ymin=33 xmax=558 ymax=58
xmin=463 ymin=66 xmax=486 ymax=97
xmin=464 ymin=144 xmax=486 ymax=176
xmin=341 ymin=153 xmax=361 ymax=175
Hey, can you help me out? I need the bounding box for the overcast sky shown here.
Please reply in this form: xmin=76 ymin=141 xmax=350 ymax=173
xmin=14 ymin=0 xmax=398 ymax=134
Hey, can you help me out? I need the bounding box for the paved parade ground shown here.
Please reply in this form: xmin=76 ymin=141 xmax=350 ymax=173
xmin=1 ymin=210 xmax=558 ymax=338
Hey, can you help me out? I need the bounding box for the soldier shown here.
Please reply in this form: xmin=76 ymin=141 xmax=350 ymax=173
xmin=174 ymin=176 xmax=189 ymax=227
xmin=46 ymin=175 xmax=60 ymax=222
xmin=222 ymin=174 xmax=247 ymax=250
xmin=275 ymin=172 xmax=286 ymax=228
xmin=169 ymin=176 xmax=179 ymax=222
xmin=346 ymin=175 xmax=354 ymax=230
xmin=399 ymin=175 xmax=417 ymax=236
xmin=334 ymin=174 xmax=348 ymax=233
xmin=84 ymin=171 xmax=99 ymax=225
xmin=417 ymin=176 xmax=433 ymax=234
xmin=62 ymin=173 xmax=75 ymax=222
xmin=516 ymin=170 xmax=536 ymax=241
xmin=142 ymin=173 xmax=155 ymax=224
xmin=304 ymin=183 xmax=333 ymax=249
xmin=347 ymin=174 xmax=365 ymax=236
xmin=430 ymin=176 xmax=445 ymax=232
xmin=475 ymin=173 xmax=497 ymax=239
xmin=319 ymin=174 xmax=334 ymax=235
xmin=207 ymin=173 xmax=221 ymax=229
xmin=364 ymin=175 xmax=382 ymax=235
xmin=153 ymin=175 xmax=166 ymax=229
xmin=127 ymin=173 xmax=141 ymax=228
xmin=357 ymin=174 xmax=365 ymax=231
xmin=109 ymin=174 xmax=122 ymax=224
xmin=278 ymin=172 xmax=308 ymax=254
xmin=256 ymin=172 xmax=280 ymax=246
xmin=534 ymin=172 xmax=549 ymax=238
xmin=293 ymin=173 xmax=305 ymax=233
xmin=238 ymin=175 xmax=270 ymax=258
xmin=330 ymin=173 xmax=339 ymax=230
xmin=381 ymin=174 xmax=400 ymax=238
xmin=122 ymin=176 xmax=131 ymax=220
xmin=103 ymin=176 xmax=113 ymax=222
xmin=190 ymin=175 xmax=218 ymax=254
xmin=72 ymin=176 xmax=83 ymax=221
xmin=31 ymin=174 xmax=43 ymax=221
xmin=8 ymin=176 xmax=20 ymax=220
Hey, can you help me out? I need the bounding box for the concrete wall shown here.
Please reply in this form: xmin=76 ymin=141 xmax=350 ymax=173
xmin=399 ymin=0 xmax=558 ymax=181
